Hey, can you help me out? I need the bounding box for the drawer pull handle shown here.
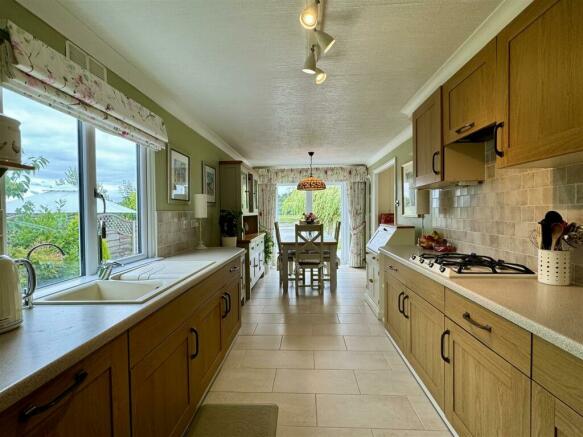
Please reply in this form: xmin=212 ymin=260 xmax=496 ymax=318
xmin=20 ymin=370 xmax=88 ymax=421
xmin=229 ymin=266 xmax=240 ymax=272
xmin=402 ymin=295 xmax=410 ymax=319
xmin=455 ymin=121 xmax=475 ymax=134
xmin=397 ymin=292 xmax=405 ymax=314
xmin=388 ymin=265 xmax=399 ymax=272
xmin=493 ymin=122 xmax=505 ymax=158
xmin=191 ymin=328 xmax=199 ymax=359
xmin=368 ymin=278 xmax=374 ymax=284
xmin=440 ymin=330 xmax=450 ymax=363
xmin=221 ymin=295 xmax=229 ymax=319
xmin=463 ymin=312 xmax=492 ymax=332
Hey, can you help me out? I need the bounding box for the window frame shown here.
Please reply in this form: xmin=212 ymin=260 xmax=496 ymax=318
xmin=0 ymin=87 xmax=153 ymax=294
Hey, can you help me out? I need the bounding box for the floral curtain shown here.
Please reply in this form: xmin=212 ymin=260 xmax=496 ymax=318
xmin=258 ymin=181 xmax=276 ymax=241
xmin=257 ymin=166 xmax=367 ymax=185
xmin=347 ymin=181 xmax=367 ymax=268
xmin=0 ymin=21 xmax=168 ymax=150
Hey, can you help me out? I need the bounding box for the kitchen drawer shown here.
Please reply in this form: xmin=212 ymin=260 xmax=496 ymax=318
xmin=383 ymin=257 xmax=444 ymax=311
xmin=533 ymin=336 xmax=583 ymax=417
xmin=445 ymin=288 xmax=531 ymax=375
xmin=130 ymin=261 xmax=237 ymax=366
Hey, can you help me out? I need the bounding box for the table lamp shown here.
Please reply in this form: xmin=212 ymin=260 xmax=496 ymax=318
xmin=194 ymin=194 xmax=208 ymax=249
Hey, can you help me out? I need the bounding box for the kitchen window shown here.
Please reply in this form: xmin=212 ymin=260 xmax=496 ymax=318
xmin=0 ymin=87 xmax=152 ymax=291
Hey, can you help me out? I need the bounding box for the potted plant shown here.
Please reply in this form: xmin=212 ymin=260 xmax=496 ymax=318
xmin=261 ymin=227 xmax=274 ymax=275
xmin=219 ymin=209 xmax=241 ymax=247
xmin=303 ymin=212 xmax=318 ymax=224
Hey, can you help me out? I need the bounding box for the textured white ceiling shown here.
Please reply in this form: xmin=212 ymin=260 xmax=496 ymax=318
xmin=54 ymin=0 xmax=501 ymax=166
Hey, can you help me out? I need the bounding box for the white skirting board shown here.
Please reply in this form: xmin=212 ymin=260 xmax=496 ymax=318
xmin=384 ymin=329 xmax=459 ymax=437
xmin=364 ymin=293 xmax=382 ymax=320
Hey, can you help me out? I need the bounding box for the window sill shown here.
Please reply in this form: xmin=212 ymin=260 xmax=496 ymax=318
xmin=35 ymin=256 xmax=163 ymax=299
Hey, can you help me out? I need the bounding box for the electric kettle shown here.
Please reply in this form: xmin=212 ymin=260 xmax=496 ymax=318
xmin=0 ymin=255 xmax=35 ymax=334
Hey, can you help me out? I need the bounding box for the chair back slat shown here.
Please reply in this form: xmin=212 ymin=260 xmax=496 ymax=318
xmin=295 ymin=224 xmax=324 ymax=265
xmin=274 ymin=222 xmax=283 ymax=253
xmin=334 ymin=221 xmax=341 ymax=241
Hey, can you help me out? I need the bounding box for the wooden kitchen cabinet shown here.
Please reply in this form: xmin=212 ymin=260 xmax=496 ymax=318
xmin=384 ymin=275 xmax=409 ymax=353
xmin=0 ymin=334 xmax=130 ymax=437
xmin=443 ymin=318 xmax=530 ymax=437
xmin=406 ymin=291 xmax=445 ymax=408
xmin=131 ymin=319 xmax=197 ymax=437
xmin=413 ymin=88 xmax=442 ymax=187
xmin=496 ymin=0 xmax=583 ymax=168
xmin=221 ymin=278 xmax=242 ymax=348
xmin=532 ymin=381 xmax=583 ymax=437
xmin=412 ymin=89 xmax=485 ymax=189
xmin=195 ymin=293 xmax=224 ymax=391
xmin=443 ymin=39 xmax=496 ymax=144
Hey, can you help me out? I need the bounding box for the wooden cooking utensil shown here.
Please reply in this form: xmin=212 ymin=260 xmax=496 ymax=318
xmin=551 ymin=223 xmax=564 ymax=250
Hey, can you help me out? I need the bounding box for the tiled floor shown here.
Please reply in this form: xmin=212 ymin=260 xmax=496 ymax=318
xmin=204 ymin=267 xmax=452 ymax=436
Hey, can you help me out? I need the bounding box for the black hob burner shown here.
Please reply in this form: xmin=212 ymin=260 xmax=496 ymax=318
xmin=410 ymin=252 xmax=535 ymax=275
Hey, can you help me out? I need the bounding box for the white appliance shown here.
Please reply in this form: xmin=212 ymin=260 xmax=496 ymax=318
xmin=365 ymin=225 xmax=415 ymax=319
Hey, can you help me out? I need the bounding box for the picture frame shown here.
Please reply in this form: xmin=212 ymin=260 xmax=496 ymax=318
xmin=202 ymin=162 xmax=217 ymax=204
xmin=168 ymin=148 xmax=190 ymax=202
xmin=401 ymin=160 xmax=417 ymax=217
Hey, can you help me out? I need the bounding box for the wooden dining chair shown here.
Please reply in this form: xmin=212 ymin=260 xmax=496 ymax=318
xmin=294 ymin=224 xmax=325 ymax=293
xmin=274 ymin=222 xmax=294 ymax=287
xmin=324 ymin=222 xmax=341 ymax=280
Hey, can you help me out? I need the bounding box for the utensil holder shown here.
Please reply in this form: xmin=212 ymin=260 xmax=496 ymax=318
xmin=537 ymin=249 xmax=571 ymax=286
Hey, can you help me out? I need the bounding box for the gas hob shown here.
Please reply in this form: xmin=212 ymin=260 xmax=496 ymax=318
xmin=409 ymin=252 xmax=536 ymax=278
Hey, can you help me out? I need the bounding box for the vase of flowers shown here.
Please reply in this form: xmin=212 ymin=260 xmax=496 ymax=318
xmin=303 ymin=212 xmax=318 ymax=225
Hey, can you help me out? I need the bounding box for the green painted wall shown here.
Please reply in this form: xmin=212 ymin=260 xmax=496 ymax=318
xmin=369 ymin=138 xmax=432 ymax=236
xmin=1 ymin=0 xmax=234 ymax=244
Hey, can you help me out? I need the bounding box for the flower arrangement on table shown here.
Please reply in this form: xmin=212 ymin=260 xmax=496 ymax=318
xmin=302 ymin=212 xmax=318 ymax=224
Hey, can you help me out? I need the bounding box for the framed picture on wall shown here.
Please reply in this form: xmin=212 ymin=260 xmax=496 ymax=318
xmin=169 ymin=148 xmax=190 ymax=202
xmin=401 ymin=160 xmax=417 ymax=217
xmin=202 ymin=162 xmax=217 ymax=204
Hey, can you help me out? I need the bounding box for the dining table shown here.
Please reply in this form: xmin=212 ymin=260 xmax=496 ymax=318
xmin=279 ymin=240 xmax=338 ymax=293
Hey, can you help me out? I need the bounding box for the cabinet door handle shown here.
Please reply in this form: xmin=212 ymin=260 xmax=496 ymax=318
xmin=397 ymin=292 xmax=405 ymax=314
xmin=455 ymin=121 xmax=475 ymax=134
xmin=388 ymin=265 xmax=399 ymax=272
xmin=368 ymin=278 xmax=374 ymax=284
xmin=402 ymin=295 xmax=410 ymax=319
xmin=221 ymin=295 xmax=229 ymax=319
xmin=229 ymin=266 xmax=240 ymax=272
xmin=432 ymin=151 xmax=440 ymax=175
xmin=440 ymin=330 xmax=450 ymax=363
xmin=462 ymin=312 xmax=492 ymax=332
xmin=225 ymin=292 xmax=232 ymax=314
xmin=190 ymin=328 xmax=199 ymax=359
xmin=493 ymin=122 xmax=505 ymax=158
xmin=19 ymin=370 xmax=88 ymax=421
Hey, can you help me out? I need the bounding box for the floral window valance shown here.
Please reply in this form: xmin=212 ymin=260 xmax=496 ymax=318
xmin=257 ymin=166 xmax=367 ymax=185
xmin=0 ymin=21 xmax=168 ymax=151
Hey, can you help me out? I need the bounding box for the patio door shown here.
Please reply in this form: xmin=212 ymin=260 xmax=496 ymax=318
xmin=275 ymin=183 xmax=349 ymax=265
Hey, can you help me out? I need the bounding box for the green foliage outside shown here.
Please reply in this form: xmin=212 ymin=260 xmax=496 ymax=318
xmin=5 ymin=160 xmax=138 ymax=288
xmin=279 ymin=186 xmax=341 ymax=235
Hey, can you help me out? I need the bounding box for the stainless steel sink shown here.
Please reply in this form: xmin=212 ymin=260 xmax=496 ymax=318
xmin=35 ymin=280 xmax=167 ymax=305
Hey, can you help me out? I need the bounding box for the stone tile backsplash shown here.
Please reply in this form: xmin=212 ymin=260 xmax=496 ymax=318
xmin=156 ymin=210 xmax=199 ymax=258
xmin=432 ymin=143 xmax=583 ymax=284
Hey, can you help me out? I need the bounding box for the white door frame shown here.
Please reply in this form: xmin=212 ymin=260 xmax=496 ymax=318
xmin=371 ymin=157 xmax=398 ymax=233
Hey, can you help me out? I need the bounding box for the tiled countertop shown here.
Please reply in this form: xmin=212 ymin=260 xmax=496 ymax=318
xmin=380 ymin=245 xmax=583 ymax=360
xmin=0 ymin=247 xmax=244 ymax=412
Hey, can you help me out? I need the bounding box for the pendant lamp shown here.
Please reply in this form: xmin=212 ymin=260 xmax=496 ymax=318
xmin=297 ymin=152 xmax=326 ymax=191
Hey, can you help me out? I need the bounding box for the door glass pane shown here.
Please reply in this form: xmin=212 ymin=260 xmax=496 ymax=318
xmin=276 ymin=185 xmax=305 ymax=241
xmin=3 ymin=88 xmax=82 ymax=287
xmin=312 ymin=184 xmax=342 ymax=259
xmin=95 ymin=129 xmax=141 ymax=261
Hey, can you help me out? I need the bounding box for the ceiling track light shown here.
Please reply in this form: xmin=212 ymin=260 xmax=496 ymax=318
xmin=314 ymin=28 xmax=335 ymax=54
xmin=314 ymin=67 xmax=327 ymax=84
xmin=299 ymin=0 xmax=319 ymax=30
xmin=302 ymin=45 xmax=317 ymax=75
